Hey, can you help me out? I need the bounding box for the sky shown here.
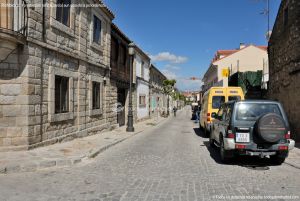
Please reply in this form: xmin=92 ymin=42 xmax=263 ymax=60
xmin=103 ymin=0 xmax=281 ymax=92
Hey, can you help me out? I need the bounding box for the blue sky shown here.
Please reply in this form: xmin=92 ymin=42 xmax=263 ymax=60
xmin=103 ymin=0 xmax=281 ymax=91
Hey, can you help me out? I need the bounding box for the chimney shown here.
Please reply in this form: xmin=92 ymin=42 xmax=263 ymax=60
xmin=239 ymin=43 xmax=246 ymax=49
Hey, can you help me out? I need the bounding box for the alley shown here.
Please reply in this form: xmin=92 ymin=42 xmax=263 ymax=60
xmin=0 ymin=108 xmax=300 ymax=201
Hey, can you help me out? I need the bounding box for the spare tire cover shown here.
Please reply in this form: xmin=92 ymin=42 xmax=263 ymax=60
xmin=257 ymin=113 xmax=286 ymax=143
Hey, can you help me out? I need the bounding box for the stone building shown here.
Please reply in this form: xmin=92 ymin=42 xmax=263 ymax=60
xmin=134 ymin=46 xmax=151 ymax=121
xmin=110 ymin=24 xmax=137 ymax=127
xmin=268 ymin=0 xmax=300 ymax=142
xmin=0 ymin=0 xmax=116 ymax=150
xmin=149 ymin=65 xmax=167 ymax=118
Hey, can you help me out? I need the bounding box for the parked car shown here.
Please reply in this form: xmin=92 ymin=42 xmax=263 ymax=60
xmin=199 ymin=87 xmax=244 ymax=136
xmin=210 ymin=100 xmax=295 ymax=164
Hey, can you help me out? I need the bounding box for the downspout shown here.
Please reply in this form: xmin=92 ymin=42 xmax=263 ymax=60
xmin=42 ymin=0 xmax=46 ymax=41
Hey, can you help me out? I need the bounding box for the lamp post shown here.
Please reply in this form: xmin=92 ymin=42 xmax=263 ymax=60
xmin=126 ymin=43 xmax=135 ymax=132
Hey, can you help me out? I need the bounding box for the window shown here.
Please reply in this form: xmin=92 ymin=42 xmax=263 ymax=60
xmin=284 ymin=7 xmax=289 ymax=27
xmin=56 ymin=0 xmax=71 ymax=27
xmin=139 ymin=95 xmax=146 ymax=107
xmin=225 ymin=105 xmax=233 ymax=121
xmin=212 ymin=96 xmax=225 ymax=109
xmin=92 ymin=82 xmax=101 ymax=109
xmin=55 ymin=75 xmax=69 ymax=113
xmin=228 ymin=96 xmax=241 ymax=101
xmin=235 ymin=103 xmax=282 ymax=121
xmin=93 ymin=15 xmax=101 ymax=44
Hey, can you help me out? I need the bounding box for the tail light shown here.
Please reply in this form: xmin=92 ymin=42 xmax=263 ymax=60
xmin=285 ymin=131 xmax=290 ymax=139
xmin=235 ymin=144 xmax=246 ymax=149
xmin=207 ymin=113 xmax=210 ymax=122
xmin=227 ymin=130 xmax=235 ymax=138
xmin=278 ymin=146 xmax=288 ymax=151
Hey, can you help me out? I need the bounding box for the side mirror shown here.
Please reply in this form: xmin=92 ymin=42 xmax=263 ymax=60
xmin=211 ymin=112 xmax=217 ymax=119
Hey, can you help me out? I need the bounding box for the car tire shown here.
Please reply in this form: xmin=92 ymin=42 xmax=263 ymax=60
xmin=270 ymin=153 xmax=287 ymax=165
xmin=209 ymin=129 xmax=215 ymax=148
xmin=203 ymin=125 xmax=210 ymax=137
xmin=220 ymin=138 xmax=233 ymax=163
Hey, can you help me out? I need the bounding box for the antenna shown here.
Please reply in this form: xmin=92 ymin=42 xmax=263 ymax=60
xmin=259 ymin=0 xmax=271 ymax=41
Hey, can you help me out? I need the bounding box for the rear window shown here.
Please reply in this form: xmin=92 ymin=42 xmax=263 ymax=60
xmin=235 ymin=103 xmax=282 ymax=121
xmin=228 ymin=96 xmax=241 ymax=101
xmin=212 ymin=96 xmax=225 ymax=109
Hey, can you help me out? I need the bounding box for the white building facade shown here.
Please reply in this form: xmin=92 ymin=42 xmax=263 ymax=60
xmin=203 ymin=44 xmax=268 ymax=91
xmin=134 ymin=47 xmax=151 ymax=121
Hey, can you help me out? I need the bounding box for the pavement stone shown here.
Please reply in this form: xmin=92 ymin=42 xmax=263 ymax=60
xmin=284 ymin=143 xmax=300 ymax=169
xmin=0 ymin=108 xmax=299 ymax=201
xmin=0 ymin=116 xmax=167 ymax=174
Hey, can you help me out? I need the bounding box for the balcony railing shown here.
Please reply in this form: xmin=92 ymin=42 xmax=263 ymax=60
xmin=0 ymin=0 xmax=28 ymax=41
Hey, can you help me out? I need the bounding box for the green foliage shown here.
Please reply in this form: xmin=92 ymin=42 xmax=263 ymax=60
xmin=163 ymin=79 xmax=176 ymax=95
xmin=162 ymin=79 xmax=186 ymax=102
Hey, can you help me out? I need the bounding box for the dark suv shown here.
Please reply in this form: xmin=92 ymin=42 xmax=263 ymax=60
xmin=210 ymin=100 xmax=295 ymax=164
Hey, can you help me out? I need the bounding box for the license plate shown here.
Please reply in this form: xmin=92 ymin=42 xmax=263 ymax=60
xmin=236 ymin=133 xmax=250 ymax=143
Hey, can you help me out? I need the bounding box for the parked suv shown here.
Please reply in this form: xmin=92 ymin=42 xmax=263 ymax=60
xmin=210 ymin=100 xmax=295 ymax=164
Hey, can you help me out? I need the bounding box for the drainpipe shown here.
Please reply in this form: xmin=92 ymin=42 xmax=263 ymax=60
xmin=42 ymin=0 xmax=46 ymax=41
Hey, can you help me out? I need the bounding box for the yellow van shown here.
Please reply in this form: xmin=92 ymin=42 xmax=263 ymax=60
xmin=199 ymin=87 xmax=244 ymax=135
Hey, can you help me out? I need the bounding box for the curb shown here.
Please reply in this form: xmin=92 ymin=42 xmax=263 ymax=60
xmin=86 ymin=131 xmax=143 ymax=160
xmin=0 ymin=118 xmax=167 ymax=175
xmin=284 ymin=161 xmax=300 ymax=170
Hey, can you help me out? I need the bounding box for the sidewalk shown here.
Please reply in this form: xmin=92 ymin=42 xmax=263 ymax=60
xmin=0 ymin=116 xmax=168 ymax=174
xmin=285 ymin=143 xmax=300 ymax=169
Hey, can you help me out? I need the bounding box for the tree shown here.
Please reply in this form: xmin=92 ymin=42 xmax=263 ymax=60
xmin=163 ymin=79 xmax=176 ymax=94
xmin=163 ymin=79 xmax=176 ymax=116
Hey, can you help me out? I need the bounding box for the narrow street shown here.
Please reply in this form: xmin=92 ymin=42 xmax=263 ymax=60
xmin=0 ymin=108 xmax=299 ymax=201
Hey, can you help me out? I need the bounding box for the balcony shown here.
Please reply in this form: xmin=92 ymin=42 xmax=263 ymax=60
xmin=0 ymin=0 xmax=28 ymax=61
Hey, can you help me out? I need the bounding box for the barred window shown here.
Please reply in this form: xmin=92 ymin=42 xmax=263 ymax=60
xmin=55 ymin=75 xmax=69 ymax=113
xmin=92 ymin=82 xmax=101 ymax=109
xmin=56 ymin=0 xmax=71 ymax=27
xmin=139 ymin=95 xmax=146 ymax=107
xmin=93 ymin=15 xmax=102 ymax=44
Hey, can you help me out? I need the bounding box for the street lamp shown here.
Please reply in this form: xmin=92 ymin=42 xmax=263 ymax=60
xmin=126 ymin=42 xmax=135 ymax=132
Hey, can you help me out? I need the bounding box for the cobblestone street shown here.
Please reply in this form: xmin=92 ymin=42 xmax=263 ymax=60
xmin=0 ymin=108 xmax=300 ymax=201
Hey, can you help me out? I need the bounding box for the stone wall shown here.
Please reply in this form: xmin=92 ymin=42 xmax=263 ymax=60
xmin=268 ymin=0 xmax=300 ymax=142
xmin=0 ymin=0 xmax=115 ymax=150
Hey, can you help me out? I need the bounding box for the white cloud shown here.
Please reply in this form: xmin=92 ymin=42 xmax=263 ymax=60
xmin=161 ymin=69 xmax=177 ymax=80
xmin=161 ymin=68 xmax=203 ymax=91
xmin=176 ymin=78 xmax=203 ymax=91
xmin=150 ymin=52 xmax=188 ymax=64
xmin=165 ymin=64 xmax=181 ymax=70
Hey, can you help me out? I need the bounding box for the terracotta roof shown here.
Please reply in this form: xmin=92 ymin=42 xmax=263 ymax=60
xmin=217 ymin=50 xmax=239 ymax=56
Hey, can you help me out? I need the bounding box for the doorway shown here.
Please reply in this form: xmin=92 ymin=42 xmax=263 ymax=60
xmin=117 ymin=88 xmax=127 ymax=126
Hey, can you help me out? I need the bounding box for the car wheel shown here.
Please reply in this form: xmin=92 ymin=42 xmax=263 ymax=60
xmin=270 ymin=153 xmax=287 ymax=165
xmin=209 ymin=130 xmax=215 ymax=148
xmin=220 ymin=138 xmax=233 ymax=163
xmin=203 ymin=125 xmax=209 ymax=137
